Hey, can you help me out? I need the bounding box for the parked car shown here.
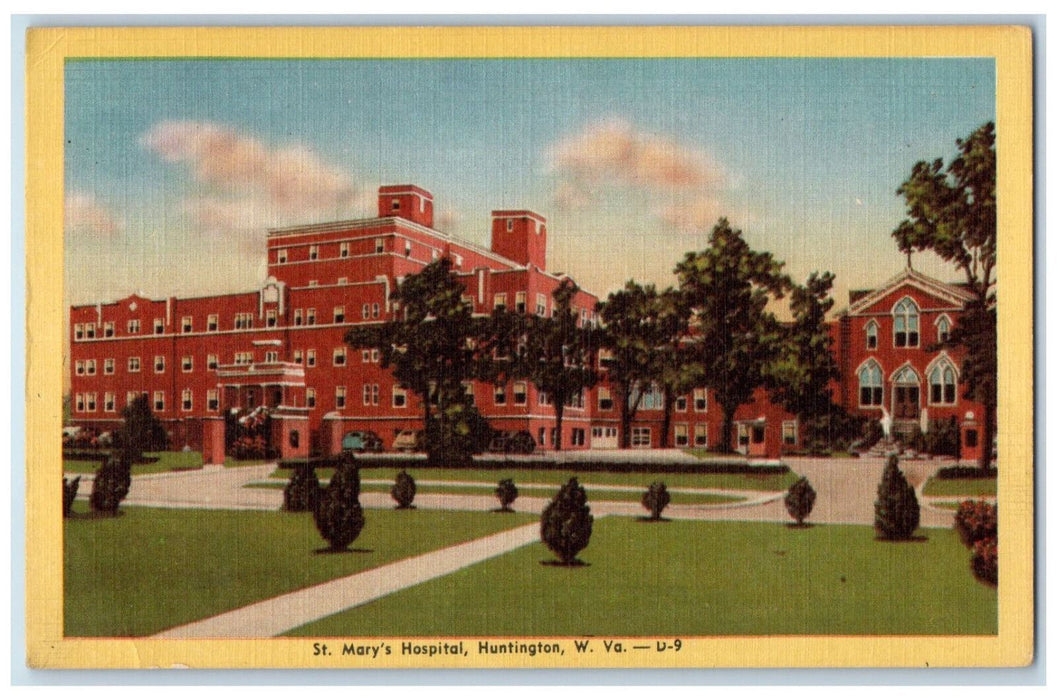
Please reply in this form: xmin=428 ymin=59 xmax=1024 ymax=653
xmin=488 ymin=430 xmax=536 ymax=455
xmin=392 ymin=429 xmax=425 ymax=453
xmin=341 ymin=430 xmax=384 ymax=453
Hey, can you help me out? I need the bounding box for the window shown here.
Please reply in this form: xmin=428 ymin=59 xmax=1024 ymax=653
xmin=782 ymin=421 xmax=798 ymax=446
xmin=277 ymin=248 xmax=288 ymax=263
xmin=234 ymin=352 xmax=253 ymax=365
xmin=372 ymin=303 xmax=380 ymax=318
xmin=391 ymin=198 xmax=401 ymax=211
xmin=334 ymin=306 xmax=345 ymax=323
xmin=597 ymin=387 xmax=613 ymax=411
xmin=266 ymin=309 xmax=277 ymax=327
xmin=937 ymin=316 xmax=951 ymax=344
xmin=342 ymin=241 xmax=351 ymax=257
xmin=538 ymin=427 xmax=546 ymax=446
xmin=85 ymin=393 xmax=96 ymax=412
xmin=513 ymin=382 xmax=528 ymax=405
xmin=631 ymin=427 xmax=652 ymax=447
xmin=306 ymin=388 xmax=316 ymax=408
xmin=265 ymin=351 xmax=278 ymax=363
xmin=182 ymin=389 xmax=193 ymax=411
xmin=306 ymin=308 xmax=316 ymax=325
xmin=104 ymin=358 xmax=115 ymax=375
xmin=858 ymin=361 xmax=884 ymax=407
xmin=694 ymin=424 xmax=708 ymax=447
xmin=182 ymin=356 xmax=193 ymax=372
xmin=338 ymin=277 xmax=348 ymax=285
xmin=374 ymin=238 xmax=384 ymax=254
xmin=127 ymin=319 xmax=140 ymax=334
xmin=75 ymin=360 xmax=84 ymax=376
xmin=128 ymin=357 xmax=140 ymax=373
xmin=207 ymin=314 xmax=218 ymax=332
xmin=536 ymin=293 xmax=547 ymax=316
xmin=234 ymin=312 xmax=253 ymax=329
xmin=293 ymin=350 xmax=303 ymax=365
xmin=463 ymin=382 xmax=475 ymax=406
xmin=570 ymin=428 xmax=586 ymax=447
xmin=362 ymin=303 xmax=370 ymax=319
xmin=494 ymin=293 xmax=507 ymax=311
xmin=85 ymin=323 xmax=96 ymax=339
xmin=154 ymin=318 xmax=164 ymax=334
xmin=182 ymin=316 xmax=193 ymax=333
xmin=309 ymin=245 xmax=318 ymax=260
xmin=153 ymin=391 xmax=165 ymax=412
xmin=362 ymin=384 xmax=380 ymax=406
xmin=104 ymin=393 xmax=115 ymax=412
xmin=515 ymin=291 xmax=526 ymax=313
xmin=336 ymin=386 xmax=346 ymax=409
xmin=333 ymin=347 xmax=346 ymax=366
xmin=494 ymin=384 xmax=507 ymax=405
xmin=207 ymin=354 xmax=218 ymax=370
xmin=361 ymin=349 xmax=371 ymax=363
xmin=154 ymin=355 xmax=165 ymax=373
xmin=86 ymin=359 xmax=96 ymax=375
xmin=74 ymin=324 xmax=84 ymax=340
xmin=929 ymin=361 xmax=958 ymax=405
xmin=306 ymin=350 xmax=316 ymax=367
xmin=405 ymin=241 xmax=412 ymax=257
xmin=893 ymin=298 xmax=920 ymax=348
xmin=104 ymin=322 xmax=114 ymax=338
xmin=506 ymin=218 xmax=514 ymax=232
xmin=370 ymin=349 xmax=380 ymax=363
xmin=393 ymin=387 xmax=407 ymax=408
xmin=308 ymin=280 xmax=318 ymax=287
xmin=674 ymin=424 xmax=689 ymax=447
xmin=126 ymin=391 xmax=140 ymax=407
xmin=539 ymin=391 xmax=553 ymax=407
xmin=865 ymin=320 xmax=879 ymax=350
xmin=293 ymin=308 xmax=303 ymax=326
xmin=693 ymin=389 xmax=707 ymax=412
xmin=675 ymin=396 xmax=687 ymax=412
xmin=638 ymin=384 xmax=663 ymax=410
xmin=206 ymin=390 xmax=219 ymax=411
xmin=75 ymin=394 xmax=84 ymax=412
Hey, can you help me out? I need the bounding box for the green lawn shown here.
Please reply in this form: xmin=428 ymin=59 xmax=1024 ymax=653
xmin=923 ymin=476 xmax=997 ymax=497
xmin=248 ymin=481 xmax=746 ymax=506
xmin=271 ymin=466 xmax=797 ymax=493
xmin=64 ymin=451 xmax=270 ymax=475
xmin=64 ymin=505 xmax=534 ymax=637
xmin=287 ymin=518 xmax=997 ymax=637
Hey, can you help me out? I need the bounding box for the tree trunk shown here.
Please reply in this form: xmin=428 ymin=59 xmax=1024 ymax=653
xmin=554 ymin=403 xmax=565 ymax=451
xmin=978 ymin=398 xmax=996 ymax=474
xmin=660 ymin=389 xmax=675 ymax=448
xmin=720 ymin=404 xmax=737 ymax=453
xmin=619 ymin=395 xmax=632 ymax=449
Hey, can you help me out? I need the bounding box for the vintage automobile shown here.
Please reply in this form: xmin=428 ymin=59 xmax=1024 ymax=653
xmin=392 ymin=429 xmax=425 ymax=453
xmin=340 ymin=430 xmax=384 ymax=453
xmin=488 ymin=430 xmax=536 ymax=455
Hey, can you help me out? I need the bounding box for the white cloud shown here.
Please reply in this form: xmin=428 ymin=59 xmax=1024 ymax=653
xmin=64 ymin=192 xmax=122 ymax=237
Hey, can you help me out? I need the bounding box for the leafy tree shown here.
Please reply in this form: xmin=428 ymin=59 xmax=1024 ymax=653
xmin=653 ymin=288 xmax=695 ymax=448
xmin=784 ymin=476 xmax=817 ymax=526
xmin=391 ymin=470 xmax=417 ymax=509
xmin=893 ymin=122 xmax=996 ymax=473
xmin=345 ymin=258 xmax=500 ymax=465
xmin=517 ymin=280 xmax=598 ymax=451
xmin=90 ymin=452 xmax=132 ymax=515
xmin=874 ymin=455 xmax=920 ymax=540
xmin=675 ymin=218 xmax=790 ymax=451
xmin=63 ymin=475 xmax=80 ymax=518
xmin=313 ymin=454 xmax=365 ymax=551
xmin=112 ymin=394 xmax=167 ymax=460
xmin=641 ymin=481 xmax=671 ymax=521
xmin=495 ymin=478 xmax=518 ymax=512
xmin=540 ymin=477 xmax=593 ymax=565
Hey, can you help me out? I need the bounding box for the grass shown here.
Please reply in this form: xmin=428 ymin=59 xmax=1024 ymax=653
xmin=270 ymin=466 xmax=797 ymax=493
xmin=287 ymin=518 xmax=997 ymax=637
xmin=247 ymin=481 xmax=746 ymax=506
xmin=923 ymin=477 xmax=997 ymax=497
xmin=64 ymin=505 xmax=534 ymax=637
xmin=64 ymin=451 xmax=270 ymax=475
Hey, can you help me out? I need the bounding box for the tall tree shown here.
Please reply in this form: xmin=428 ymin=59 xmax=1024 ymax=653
xmin=893 ymin=121 xmax=997 ymax=473
xmin=518 ymin=279 xmax=598 ymax=451
xmin=345 ymin=258 xmax=499 ymax=465
xmin=675 ymin=218 xmax=790 ymax=452
xmin=653 ymin=287 xmax=694 ymax=448
xmin=768 ymin=271 xmax=842 ymax=443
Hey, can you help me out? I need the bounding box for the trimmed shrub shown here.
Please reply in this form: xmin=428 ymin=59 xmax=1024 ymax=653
xmin=954 ymin=500 xmax=997 ymax=548
xmin=90 ymin=452 xmax=132 ymax=515
xmin=313 ymin=455 xmax=365 ymax=551
xmin=641 ymin=481 xmax=671 ymax=521
xmin=861 ymin=419 xmax=885 ymax=450
xmin=937 ymin=464 xmax=996 ymax=480
xmin=391 ymin=470 xmax=417 ymax=509
xmin=971 ymin=536 xmax=998 ymax=586
xmin=874 ymin=455 xmax=920 ymax=540
xmin=63 ymin=475 xmax=80 ymax=518
xmin=784 ymin=476 xmax=817 ymax=526
xmin=495 ymin=478 xmax=518 ymax=512
xmin=283 ymin=464 xmax=321 ymax=512
xmin=540 ymin=477 xmax=594 ymax=564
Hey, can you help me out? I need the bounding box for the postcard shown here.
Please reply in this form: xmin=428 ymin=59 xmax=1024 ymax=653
xmin=24 ymin=24 xmax=1034 ymax=669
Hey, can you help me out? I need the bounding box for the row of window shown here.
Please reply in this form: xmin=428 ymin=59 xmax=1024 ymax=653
xmin=857 ymin=359 xmax=958 ymax=407
xmin=74 ymin=389 xmax=221 ymax=414
xmin=863 ymin=305 xmax=951 ymax=350
xmin=275 ymin=237 xmax=416 ymax=264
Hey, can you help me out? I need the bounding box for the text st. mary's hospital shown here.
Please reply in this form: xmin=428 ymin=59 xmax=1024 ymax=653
xmin=68 ymin=184 xmax=989 ymax=463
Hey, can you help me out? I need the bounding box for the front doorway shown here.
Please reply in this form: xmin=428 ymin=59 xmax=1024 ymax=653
xmin=892 ymin=366 xmax=921 ymax=420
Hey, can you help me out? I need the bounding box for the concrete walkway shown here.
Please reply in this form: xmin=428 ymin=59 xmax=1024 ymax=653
xmin=151 ymin=520 xmax=544 ymax=639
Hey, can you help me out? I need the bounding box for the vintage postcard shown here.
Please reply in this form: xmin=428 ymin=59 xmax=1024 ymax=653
xmin=24 ymin=25 xmax=1034 ymax=669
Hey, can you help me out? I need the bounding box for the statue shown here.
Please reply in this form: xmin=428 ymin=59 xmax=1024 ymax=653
xmin=880 ymin=405 xmax=893 ymax=440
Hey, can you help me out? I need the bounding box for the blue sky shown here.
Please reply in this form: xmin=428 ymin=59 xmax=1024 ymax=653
xmin=64 ymin=57 xmax=995 ymax=309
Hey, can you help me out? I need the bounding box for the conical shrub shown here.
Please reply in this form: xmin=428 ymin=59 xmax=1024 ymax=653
xmin=283 ymin=464 xmax=321 ymax=512
xmin=313 ymin=454 xmax=365 ymax=551
xmin=63 ymin=475 xmax=81 ymax=518
xmin=874 ymin=455 xmax=920 ymax=540
xmin=784 ymin=476 xmax=817 ymax=526
xmin=540 ymin=477 xmax=593 ymax=564
xmin=90 ymin=452 xmax=131 ymax=515
xmin=495 ymin=478 xmax=518 ymax=512
xmin=641 ymin=481 xmax=671 ymax=521
xmin=391 ymin=470 xmax=417 ymax=509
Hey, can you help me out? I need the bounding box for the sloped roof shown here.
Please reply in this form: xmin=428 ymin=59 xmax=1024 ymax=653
xmin=843 ymin=267 xmax=975 ymax=315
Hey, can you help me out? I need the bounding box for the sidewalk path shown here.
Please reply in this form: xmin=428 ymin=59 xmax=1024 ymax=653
xmin=151 ymin=520 xmax=543 ymax=639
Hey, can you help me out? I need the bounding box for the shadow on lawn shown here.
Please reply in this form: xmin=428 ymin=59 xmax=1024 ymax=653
xmin=313 ymin=547 xmax=375 ymax=555
xmin=539 ymin=559 xmax=591 ymax=567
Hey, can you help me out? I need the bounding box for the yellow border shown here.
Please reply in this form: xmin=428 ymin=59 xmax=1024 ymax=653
xmin=25 ymin=25 xmax=1034 ymax=670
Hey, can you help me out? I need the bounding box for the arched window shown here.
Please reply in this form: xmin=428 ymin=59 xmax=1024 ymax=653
xmin=893 ymin=298 xmax=920 ymax=348
xmin=928 ymin=361 xmax=958 ymax=405
xmin=936 ymin=315 xmax=951 ymax=344
xmin=858 ymin=361 xmax=883 ymax=407
xmin=865 ymin=320 xmax=879 ymax=349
